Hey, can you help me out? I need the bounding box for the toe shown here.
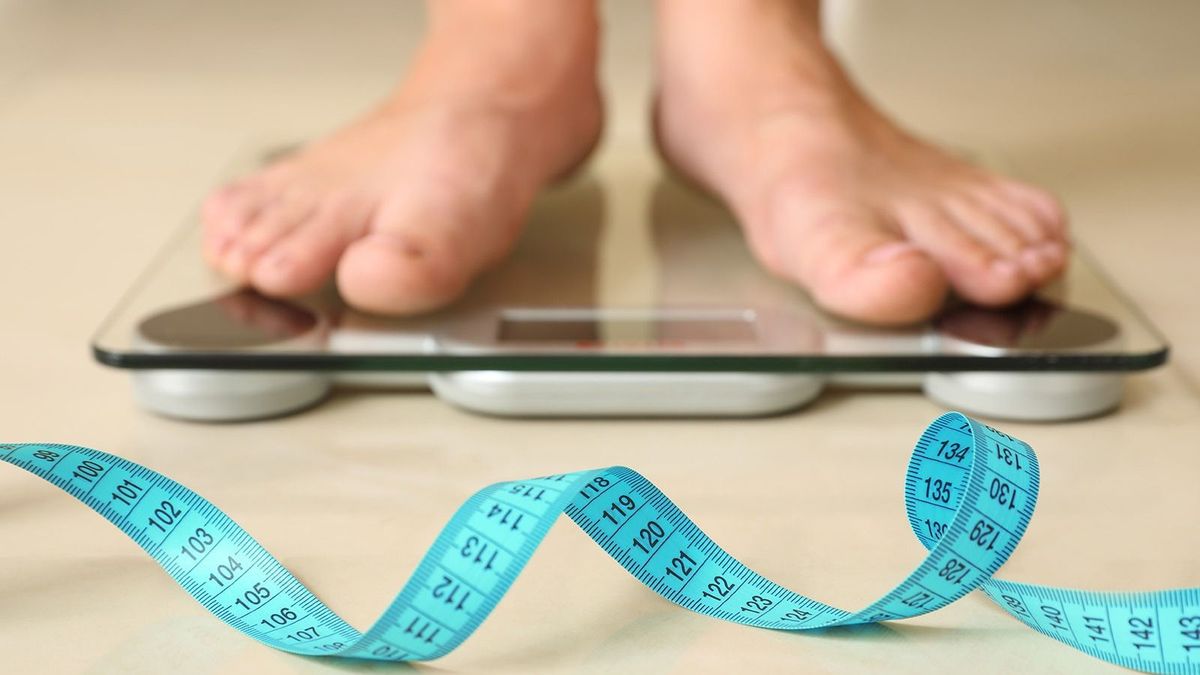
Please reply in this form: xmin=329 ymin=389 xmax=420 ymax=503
xmin=336 ymin=231 xmax=472 ymax=316
xmin=1016 ymin=242 xmax=1065 ymax=285
xmin=1030 ymin=239 xmax=1069 ymax=283
xmin=1009 ymin=183 xmax=1070 ymax=282
xmin=941 ymin=193 xmax=1027 ymax=259
xmin=250 ymin=195 xmax=371 ymax=297
xmin=895 ymin=199 xmax=1033 ymax=307
xmin=201 ymin=181 xmax=266 ymax=265
xmin=967 ymin=182 xmax=1047 ymax=245
xmin=996 ymin=180 xmax=1069 ymax=240
xmin=759 ymin=192 xmax=949 ymax=325
xmin=941 ymin=192 xmax=1062 ymax=283
xmin=221 ymin=189 xmax=316 ymax=280
xmin=966 ymin=181 xmax=1070 ymax=284
xmin=336 ymin=198 xmax=490 ymax=315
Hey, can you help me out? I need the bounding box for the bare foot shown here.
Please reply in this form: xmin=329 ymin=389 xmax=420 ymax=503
xmin=654 ymin=0 xmax=1069 ymax=325
xmin=202 ymin=0 xmax=602 ymax=314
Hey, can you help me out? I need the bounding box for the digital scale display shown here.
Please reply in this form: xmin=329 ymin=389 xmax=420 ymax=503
xmin=496 ymin=316 xmax=758 ymax=343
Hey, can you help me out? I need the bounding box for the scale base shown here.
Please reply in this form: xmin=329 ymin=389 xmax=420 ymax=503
xmin=924 ymin=372 xmax=1123 ymax=422
xmin=130 ymin=370 xmax=1122 ymax=422
xmin=133 ymin=370 xmax=330 ymax=422
xmin=429 ymin=371 xmax=824 ymax=418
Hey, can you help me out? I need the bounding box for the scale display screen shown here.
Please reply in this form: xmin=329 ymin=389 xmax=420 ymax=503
xmin=497 ymin=316 xmax=758 ymax=343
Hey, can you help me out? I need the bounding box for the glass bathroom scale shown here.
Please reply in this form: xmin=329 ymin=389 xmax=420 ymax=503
xmin=90 ymin=146 xmax=1168 ymax=421
xmin=92 ymin=160 xmax=1168 ymax=374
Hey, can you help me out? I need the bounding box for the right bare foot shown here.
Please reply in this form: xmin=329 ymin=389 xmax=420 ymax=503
xmin=202 ymin=0 xmax=602 ymax=314
xmin=653 ymin=0 xmax=1070 ymax=325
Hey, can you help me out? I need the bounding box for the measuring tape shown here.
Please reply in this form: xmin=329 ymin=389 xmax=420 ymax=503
xmin=3 ymin=412 xmax=1198 ymax=672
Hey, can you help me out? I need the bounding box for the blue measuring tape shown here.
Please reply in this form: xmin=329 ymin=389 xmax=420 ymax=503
xmin=3 ymin=412 xmax=1198 ymax=672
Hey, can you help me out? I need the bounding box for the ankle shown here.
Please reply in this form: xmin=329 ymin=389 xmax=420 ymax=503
xmin=390 ymin=0 xmax=603 ymax=178
xmin=423 ymin=0 xmax=600 ymax=88
xmin=417 ymin=5 xmax=599 ymax=111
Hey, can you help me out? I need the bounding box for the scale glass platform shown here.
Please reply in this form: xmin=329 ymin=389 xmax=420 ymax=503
xmin=92 ymin=149 xmax=1169 ymax=421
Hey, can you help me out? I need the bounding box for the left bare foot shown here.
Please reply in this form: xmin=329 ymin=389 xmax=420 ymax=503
xmin=201 ymin=0 xmax=603 ymax=315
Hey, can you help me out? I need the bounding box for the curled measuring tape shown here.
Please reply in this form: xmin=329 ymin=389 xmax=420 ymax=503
xmin=3 ymin=412 xmax=1198 ymax=673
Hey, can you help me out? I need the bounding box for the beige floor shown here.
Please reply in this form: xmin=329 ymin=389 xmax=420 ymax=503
xmin=2 ymin=1 xmax=1199 ymax=673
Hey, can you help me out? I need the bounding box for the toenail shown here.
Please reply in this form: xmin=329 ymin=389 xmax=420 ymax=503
xmin=261 ymin=249 xmax=289 ymax=269
xmin=1020 ymin=248 xmax=1045 ymax=270
xmin=991 ymin=259 xmax=1020 ymax=278
xmin=226 ymin=248 xmax=247 ymax=271
xmin=366 ymin=232 xmax=427 ymax=260
xmin=1038 ymin=242 xmax=1064 ymax=262
xmin=398 ymin=239 xmax=426 ymax=260
xmin=864 ymin=241 xmax=919 ymax=265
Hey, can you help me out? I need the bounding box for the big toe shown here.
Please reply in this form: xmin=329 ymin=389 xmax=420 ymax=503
xmin=756 ymin=195 xmax=949 ymax=325
xmin=336 ymin=198 xmax=496 ymax=315
xmin=337 ymin=233 xmax=474 ymax=316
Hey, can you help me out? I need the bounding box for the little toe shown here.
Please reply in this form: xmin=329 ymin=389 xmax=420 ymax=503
xmin=1037 ymin=240 xmax=1067 ymax=268
xmin=1029 ymin=239 xmax=1069 ymax=282
xmin=250 ymin=196 xmax=371 ymax=297
xmin=1016 ymin=243 xmax=1065 ymax=285
xmin=895 ymin=200 xmax=1033 ymax=307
